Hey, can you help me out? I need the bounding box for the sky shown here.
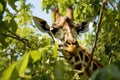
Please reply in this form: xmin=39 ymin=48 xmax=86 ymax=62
xmin=27 ymin=0 xmax=52 ymax=26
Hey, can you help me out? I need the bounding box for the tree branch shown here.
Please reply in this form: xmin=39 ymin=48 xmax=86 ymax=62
xmin=7 ymin=30 xmax=32 ymax=48
xmin=0 ymin=33 xmax=31 ymax=48
xmin=87 ymin=0 xmax=107 ymax=67
xmin=7 ymin=30 xmax=29 ymax=42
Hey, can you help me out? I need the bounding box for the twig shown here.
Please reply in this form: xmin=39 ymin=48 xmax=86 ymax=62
xmin=7 ymin=30 xmax=19 ymax=38
xmin=87 ymin=0 xmax=107 ymax=67
xmin=7 ymin=30 xmax=29 ymax=42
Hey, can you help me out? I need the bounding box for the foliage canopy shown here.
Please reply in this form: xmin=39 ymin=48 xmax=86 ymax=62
xmin=0 ymin=0 xmax=120 ymax=80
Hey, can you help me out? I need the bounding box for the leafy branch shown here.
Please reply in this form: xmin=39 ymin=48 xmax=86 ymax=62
xmin=7 ymin=30 xmax=29 ymax=42
xmin=87 ymin=0 xmax=107 ymax=68
xmin=0 ymin=32 xmax=31 ymax=49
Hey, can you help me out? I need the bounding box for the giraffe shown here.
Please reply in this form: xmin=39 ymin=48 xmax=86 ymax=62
xmin=33 ymin=6 xmax=103 ymax=79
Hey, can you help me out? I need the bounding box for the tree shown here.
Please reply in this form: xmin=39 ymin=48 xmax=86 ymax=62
xmin=0 ymin=0 xmax=120 ymax=80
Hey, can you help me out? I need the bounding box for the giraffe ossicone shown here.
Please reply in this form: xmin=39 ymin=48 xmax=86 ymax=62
xmin=33 ymin=6 xmax=102 ymax=78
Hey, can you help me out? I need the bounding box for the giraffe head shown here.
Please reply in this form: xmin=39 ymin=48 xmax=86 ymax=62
xmin=33 ymin=6 xmax=93 ymax=53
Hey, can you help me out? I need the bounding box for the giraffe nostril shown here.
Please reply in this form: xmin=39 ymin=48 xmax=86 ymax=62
xmin=66 ymin=40 xmax=77 ymax=45
xmin=66 ymin=40 xmax=71 ymax=45
xmin=75 ymin=40 xmax=78 ymax=44
xmin=72 ymin=40 xmax=77 ymax=45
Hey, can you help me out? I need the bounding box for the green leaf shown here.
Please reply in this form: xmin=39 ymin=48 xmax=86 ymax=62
xmin=104 ymin=44 xmax=111 ymax=55
xmin=0 ymin=3 xmax=3 ymax=12
xmin=52 ymin=44 xmax=58 ymax=58
xmin=0 ymin=0 xmax=6 ymax=20
xmin=29 ymin=50 xmax=41 ymax=63
xmin=2 ymin=63 xmax=19 ymax=80
xmin=9 ymin=18 xmax=18 ymax=32
xmin=2 ymin=53 xmax=29 ymax=79
xmin=22 ymin=27 xmax=31 ymax=37
xmin=16 ymin=53 xmax=29 ymax=75
xmin=91 ymin=64 xmax=120 ymax=80
xmin=113 ymin=60 xmax=120 ymax=70
xmin=54 ymin=61 xmax=64 ymax=80
xmin=0 ymin=36 xmax=8 ymax=49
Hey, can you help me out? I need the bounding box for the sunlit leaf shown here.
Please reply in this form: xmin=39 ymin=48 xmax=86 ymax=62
xmin=52 ymin=43 xmax=58 ymax=58
xmin=16 ymin=53 xmax=29 ymax=75
xmin=2 ymin=63 xmax=19 ymax=80
xmin=0 ymin=3 xmax=3 ymax=12
xmin=29 ymin=50 xmax=41 ymax=63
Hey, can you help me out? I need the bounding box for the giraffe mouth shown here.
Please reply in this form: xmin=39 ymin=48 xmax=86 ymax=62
xmin=57 ymin=40 xmax=78 ymax=52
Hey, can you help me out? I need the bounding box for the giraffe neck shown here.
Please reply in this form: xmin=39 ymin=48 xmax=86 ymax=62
xmin=62 ymin=43 xmax=103 ymax=76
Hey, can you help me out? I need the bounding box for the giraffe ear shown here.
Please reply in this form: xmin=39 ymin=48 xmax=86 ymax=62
xmin=75 ymin=21 xmax=94 ymax=33
xmin=33 ymin=16 xmax=57 ymax=43
xmin=51 ymin=5 xmax=60 ymax=22
xmin=66 ymin=6 xmax=74 ymax=20
xmin=33 ymin=16 xmax=50 ymax=32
